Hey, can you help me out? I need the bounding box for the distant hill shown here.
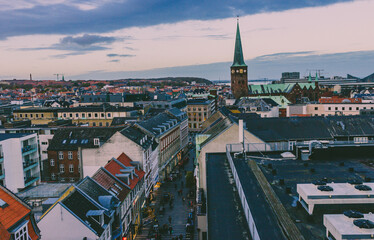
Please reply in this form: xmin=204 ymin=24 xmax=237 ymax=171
xmin=116 ymin=77 xmax=213 ymax=85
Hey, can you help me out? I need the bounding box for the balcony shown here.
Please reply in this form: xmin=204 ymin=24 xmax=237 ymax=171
xmin=23 ymin=159 xmax=39 ymax=172
xmin=24 ymin=176 xmax=39 ymax=187
xmin=22 ymin=144 xmax=37 ymax=156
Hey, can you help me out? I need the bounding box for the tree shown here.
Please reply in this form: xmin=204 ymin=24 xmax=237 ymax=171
xmin=185 ymin=171 xmax=195 ymax=189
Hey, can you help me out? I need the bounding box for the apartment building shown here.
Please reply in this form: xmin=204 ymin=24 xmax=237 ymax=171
xmin=136 ymin=111 xmax=186 ymax=181
xmin=57 ymin=104 xmax=141 ymax=126
xmin=0 ymin=133 xmax=40 ymax=193
xmin=187 ymin=99 xmax=215 ymax=132
xmin=13 ymin=108 xmax=59 ymax=124
xmin=46 ymin=127 xmax=121 ymax=183
xmin=287 ymin=103 xmax=374 ymax=117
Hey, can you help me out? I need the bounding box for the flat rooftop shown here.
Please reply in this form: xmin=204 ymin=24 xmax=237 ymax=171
xmin=254 ymin=157 xmax=374 ymax=239
xmin=324 ymin=213 xmax=374 ymax=240
xmin=206 ymin=153 xmax=250 ymax=240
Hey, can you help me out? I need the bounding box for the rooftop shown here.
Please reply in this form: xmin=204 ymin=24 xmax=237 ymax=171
xmin=0 ymin=133 xmax=33 ymax=141
xmin=233 ymin=154 xmax=374 ymax=239
xmin=48 ymin=127 xmax=123 ymax=151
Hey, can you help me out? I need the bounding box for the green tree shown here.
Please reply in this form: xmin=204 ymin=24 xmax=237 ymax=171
xmin=185 ymin=171 xmax=195 ymax=189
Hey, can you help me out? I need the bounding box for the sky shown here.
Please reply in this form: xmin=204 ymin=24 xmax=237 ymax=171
xmin=0 ymin=0 xmax=374 ymax=81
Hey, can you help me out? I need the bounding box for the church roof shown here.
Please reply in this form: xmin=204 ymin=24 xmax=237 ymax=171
xmin=232 ymin=21 xmax=247 ymax=67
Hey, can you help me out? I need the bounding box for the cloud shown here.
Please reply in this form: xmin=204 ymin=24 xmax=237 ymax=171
xmin=107 ymin=53 xmax=135 ymax=57
xmin=0 ymin=0 xmax=353 ymax=39
xmin=60 ymin=34 xmax=116 ymax=47
xmin=18 ymin=34 xmax=119 ymax=58
xmin=254 ymin=51 xmax=316 ymax=61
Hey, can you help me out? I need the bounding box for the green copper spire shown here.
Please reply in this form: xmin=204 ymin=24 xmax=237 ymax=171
xmin=232 ymin=19 xmax=247 ymax=67
xmin=315 ymin=72 xmax=318 ymax=81
xmin=308 ymin=72 xmax=312 ymax=82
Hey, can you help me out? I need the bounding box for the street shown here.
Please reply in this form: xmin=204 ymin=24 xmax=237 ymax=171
xmin=136 ymin=144 xmax=198 ymax=240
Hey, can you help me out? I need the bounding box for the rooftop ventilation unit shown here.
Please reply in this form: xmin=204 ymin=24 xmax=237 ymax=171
xmin=343 ymin=210 xmax=364 ymax=218
xmin=355 ymin=185 xmax=372 ymax=191
xmin=317 ymin=185 xmax=333 ymax=192
xmin=354 ymin=219 xmax=374 ymax=229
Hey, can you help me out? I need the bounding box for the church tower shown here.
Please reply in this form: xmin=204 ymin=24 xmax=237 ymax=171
xmin=231 ymin=19 xmax=248 ymax=99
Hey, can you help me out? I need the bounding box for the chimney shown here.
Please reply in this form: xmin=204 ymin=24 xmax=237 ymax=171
xmin=239 ymin=119 xmax=244 ymax=143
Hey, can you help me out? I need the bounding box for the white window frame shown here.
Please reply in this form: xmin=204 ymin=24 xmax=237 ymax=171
xmin=69 ymin=164 xmax=74 ymax=173
xmin=58 ymin=151 xmax=64 ymax=160
xmin=60 ymin=164 xmax=65 ymax=173
xmin=68 ymin=151 xmax=73 ymax=160
xmin=50 ymin=159 xmax=55 ymax=166
xmin=13 ymin=221 xmax=29 ymax=240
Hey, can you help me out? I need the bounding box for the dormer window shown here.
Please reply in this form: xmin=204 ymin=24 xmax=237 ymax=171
xmin=12 ymin=220 xmax=29 ymax=240
xmin=94 ymin=138 xmax=100 ymax=146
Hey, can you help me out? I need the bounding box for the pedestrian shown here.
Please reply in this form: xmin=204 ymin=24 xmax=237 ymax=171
xmin=169 ymin=225 xmax=173 ymax=235
xmin=168 ymin=216 xmax=172 ymax=224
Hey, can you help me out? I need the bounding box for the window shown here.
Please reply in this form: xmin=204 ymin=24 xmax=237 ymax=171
xmin=41 ymin=113 xmax=44 ymax=117
xmin=92 ymin=122 xmax=96 ymax=126
xmin=107 ymin=113 xmax=111 ymax=118
xmin=69 ymin=164 xmax=74 ymax=173
xmin=349 ymin=107 xmax=352 ymax=110
xmin=356 ymin=107 xmax=359 ymax=110
xmin=30 ymin=114 xmax=33 ymax=118
xmin=335 ymin=107 xmax=338 ymax=110
xmin=354 ymin=137 xmax=368 ymax=143
xmin=41 ymin=142 xmax=48 ymax=145
xmin=82 ymin=113 xmax=86 ymax=118
xmin=58 ymin=151 xmax=64 ymax=160
xmin=76 ymin=113 xmax=79 ymax=117
xmin=25 ymin=114 xmax=28 ymax=117
xmin=95 ymin=113 xmax=98 ymax=118
xmin=20 ymin=114 xmax=23 ymax=118
xmin=106 ymin=122 xmax=109 ymax=127
xmin=68 ymin=151 xmax=73 ymax=160
xmin=99 ymin=122 xmax=103 ymax=126
xmin=88 ymin=113 xmax=92 ymax=118
xmin=69 ymin=113 xmax=73 ymax=118
xmin=314 ymin=106 xmax=318 ymax=110
xmin=101 ymin=113 xmax=104 ymax=117
xmin=94 ymin=138 xmax=100 ymax=146
xmin=13 ymin=221 xmax=29 ymax=240
xmin=51 ymin=173 xmax=56 ymax=180
xmin=36 ymin=114 xmax=39 ymax=118
xmin=63 ymin=113 xmax=66 ymax=117
xmin=60 ymin=164 xmax=65 ymax=173
xmin=50 ymin=159 xmax=55 ymax=166
xmin=342 ymin=107 xmax=345 ymax=110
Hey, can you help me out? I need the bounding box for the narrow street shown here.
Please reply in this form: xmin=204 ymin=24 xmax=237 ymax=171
xmin=136 ymin=145 xmax=198 ymax=240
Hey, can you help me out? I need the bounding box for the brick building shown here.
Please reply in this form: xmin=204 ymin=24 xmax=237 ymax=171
xmin=45 ymin=127 xmax=122 ymax=182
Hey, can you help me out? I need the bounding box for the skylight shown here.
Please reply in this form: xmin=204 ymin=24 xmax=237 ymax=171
xmin=0 ymin=198 xmax=8 ymax=208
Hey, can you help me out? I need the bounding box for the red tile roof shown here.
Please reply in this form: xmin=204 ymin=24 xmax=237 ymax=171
xmin=0 ymin=186 xmax=40 ymax=239
xmin=92 ymin=167 xmax=130 ymax=202
xmin=104 ymin=153 xmax=145 ymax=190
xmin=0 ymin=187 xmax=29 ymax=230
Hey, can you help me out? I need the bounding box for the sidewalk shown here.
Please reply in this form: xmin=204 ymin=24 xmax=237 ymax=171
xmin=136 ymin=148 xmax=198 ymax=240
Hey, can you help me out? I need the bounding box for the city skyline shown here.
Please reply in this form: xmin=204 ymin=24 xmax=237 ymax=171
xmin=1 ymin=0 xmax=374 ymax=80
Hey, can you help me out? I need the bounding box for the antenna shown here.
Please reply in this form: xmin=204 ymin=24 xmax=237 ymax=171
xmin=53 ymin=73 xmax=64 ymax=81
